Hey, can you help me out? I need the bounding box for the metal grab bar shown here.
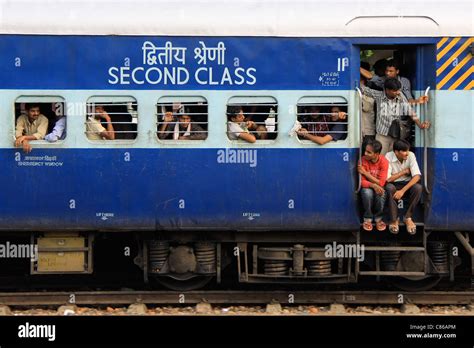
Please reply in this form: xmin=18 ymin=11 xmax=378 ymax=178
xmin=422 ymin=86 xmax=431 ymax=194
xmin=300 ymin=122 xmax=349 ymax=125
xmin=156 ymin=112 xmax=209 ymax=116
xmin=355 ymin=87 xmax=363 ymax=194
xmin=156 ymin=121 xmax=209 ymax=125
xmin=86 ymin=103 xmax=138 ymax=107
xmin=159 ymin=130 xmax=209 ymax=134
xmin=226 ymin=103 xmax=277 ymax=106
xmin=85 ymin=121 xmax=138 ymax=126
xmin=297 ymin=104 xmax=349 ymax=107
xmin=225 ymin=112 xmax=279 ymax=116
xmin=85 ymin=130 xmax=138 ymax=134
xmin=156 ymin=103 xmax=208 ymax=106
xmin=297 ymin=113 xmax=349 ymax=116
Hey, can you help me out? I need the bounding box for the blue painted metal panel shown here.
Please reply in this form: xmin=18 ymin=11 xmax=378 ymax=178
xmin=0 ymin=148 xmax=360 ymax=231
xmin=0 ymin=35 xmax=439 ymax=91
xmin=0 ymin=36 xmax=352 ymax=90
xmin=425 ymin=148 xmax=474 ymax=230
xmin=418 ymin=44 xmax=437 ymax=92
xmin=1 ymin=147 xmax=472 ymax=231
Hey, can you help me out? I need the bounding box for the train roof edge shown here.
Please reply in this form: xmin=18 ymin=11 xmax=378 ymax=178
xmin=0 ymin=0 xmax=472 ymax=37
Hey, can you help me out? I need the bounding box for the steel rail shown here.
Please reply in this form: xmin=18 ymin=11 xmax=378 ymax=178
xmin=0 ymin=290 xmax=472 ymax=306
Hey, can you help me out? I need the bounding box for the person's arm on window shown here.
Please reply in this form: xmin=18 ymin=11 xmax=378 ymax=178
xmin=15 ymin=116 xmax=26 ymax=139
xmin=98 ymin=111 xmax=115 ymax=140
xmin=238 ymin=132 xmax=256 ymax=143
xmin=297 ymin=128 xmax=333 ymax=145
xmin=404 ymin=96 xmax=430 ymax=130
xmin=158 ymin=112 xmax=174 ymax=139
xmin=360 ymin=67 xmax=373 ymax=80
xmin=187 ymin=124 xmax=207 ymax=140
xmin=361 ymin=85 xmax=383 ymax=99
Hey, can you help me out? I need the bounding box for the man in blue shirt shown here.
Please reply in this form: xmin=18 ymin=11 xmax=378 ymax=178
xmin=45 ymin=116 xmax=66 ymax=142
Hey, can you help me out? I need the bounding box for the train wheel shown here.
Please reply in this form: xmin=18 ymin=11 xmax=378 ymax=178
xmin=152 ymin=275 xmax=214 ymax=291
xmin=390 ymin=275 xmax=442 ymax=292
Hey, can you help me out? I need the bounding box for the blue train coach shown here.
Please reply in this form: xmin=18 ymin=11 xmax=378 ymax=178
xmin=0 ymin=0 xmax=472 ymax=290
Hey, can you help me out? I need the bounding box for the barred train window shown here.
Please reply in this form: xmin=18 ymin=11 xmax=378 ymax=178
xmin=156 ymin=96 xmax=208 ymax=141
xmin=226 ymin=96 xmax=278 ymax=142
xmin=85 ymin=96 xmax=138 ymax=141
xmin=14 ymin=96 xmax=66 ymax=143
xmin=295 ymin=97 xmax=348 ymax=144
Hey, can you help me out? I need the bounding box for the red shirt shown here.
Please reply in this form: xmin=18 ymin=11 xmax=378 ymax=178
xmin=361 ymin=155 xmax=389 ymax=188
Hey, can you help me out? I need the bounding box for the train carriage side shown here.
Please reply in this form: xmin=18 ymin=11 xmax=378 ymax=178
xmin=0 ymin=0 xmax=472 ymax=290
xmin=0 ymin=35 xmax=360 ymax=232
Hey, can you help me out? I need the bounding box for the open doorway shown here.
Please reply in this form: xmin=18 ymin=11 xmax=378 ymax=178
xmin=360 ymin=45 xmax=419 ymax=147
xmin=357 ymin=44 xmax=434 ymax=230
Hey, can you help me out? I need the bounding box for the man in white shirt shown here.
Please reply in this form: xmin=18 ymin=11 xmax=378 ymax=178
xmin=385 ymin=139 xmax=423 ymax=235
xmin=227 ymin=106 xmax=259 ymax=143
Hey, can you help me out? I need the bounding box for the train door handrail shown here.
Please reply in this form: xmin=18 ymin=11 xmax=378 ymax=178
xmin=355 ymin=87 xmax=363 ymax=194
xmin=422 ymin=86 xmax=431 ymax=194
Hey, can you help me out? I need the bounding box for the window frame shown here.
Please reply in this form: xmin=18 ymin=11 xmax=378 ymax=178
xmin=13 ymin=95 xmax=67 ymax=145
xmin=85 ymin=96 xmax=138 ymax=144
xmin=155 ymin=96 xmax=209 ymax=144
xmin=295 ymin=96 xmax=349 ymax=145
xmin=226 ymin=96 xmax=279 ymax=144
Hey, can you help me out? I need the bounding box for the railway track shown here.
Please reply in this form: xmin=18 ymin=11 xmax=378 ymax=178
xmin=0 ymin=290 xmax=473 ymax=306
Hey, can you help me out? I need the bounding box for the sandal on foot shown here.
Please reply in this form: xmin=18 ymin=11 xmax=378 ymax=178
xmin=375 ymin=220 xmax=387 ymax=231
xmin=404 ymin=217 xmax=417 ymax=235
xmin=389 ymin=220 xmax=399 ymax=234
xmin=362 ymin=220 xmax=373 ymax=231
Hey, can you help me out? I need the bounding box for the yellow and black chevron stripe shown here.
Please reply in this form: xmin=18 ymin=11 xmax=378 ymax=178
xmin=436 ymin=37 xmax=473 ymax=90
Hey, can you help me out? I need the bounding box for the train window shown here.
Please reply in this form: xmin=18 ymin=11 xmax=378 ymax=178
xmin=14 ymin=96 xmax=66 ymax=144
xmin=226 ymin=96 xmax=278 ymax=142
xmin=295 ymin=97 xmax=348 ymax=144
xmin=85 ymin=96 xmax=138 ymax=141
xmin=156 ymin=96 xmax=208 ymax=141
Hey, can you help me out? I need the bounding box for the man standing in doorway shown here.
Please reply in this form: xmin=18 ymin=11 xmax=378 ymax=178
xmin=360 ymin=59 xmax=429 ymax=104
xmin=361 ymin=78 xmax=431 ymax=154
